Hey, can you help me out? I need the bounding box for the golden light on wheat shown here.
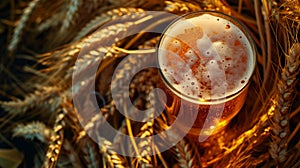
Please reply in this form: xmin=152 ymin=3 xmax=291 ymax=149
xmin=0 ymin=0 xmax=299 ymax=167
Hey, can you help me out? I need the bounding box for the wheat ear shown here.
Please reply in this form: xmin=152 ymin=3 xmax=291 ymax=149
xmin=74 ymin=7 xmax=145 ymax=41
xmin=12 ymin=121 xmax=53 ymax=143
xmin=134 ymin=87 xmax=156 ymax=167
xmin=269 ymin=43 xmax=300 ymax=163
xmin=96 ymin=135 xmax=127 ymax=168
xmin=60 ymin=0 xmax=82 ymax=32
xmin=164 ymin=1 xmax=201 ymax=13
xmin=174 ymin=139 xmax=202 ymax=168
xmin=43 ymin=98 xmax=69 ymax=168
xmin=8 ymin=0 xmax=42 ymax=52
xmin=0 ymin=86 xmax=62 ymax=114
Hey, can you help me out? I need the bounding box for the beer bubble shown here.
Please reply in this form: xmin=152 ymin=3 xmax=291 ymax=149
xmin=171 ymin=39 xmax=181 ymax=50
xmin=225 ymin=24 xmax=230 ymax=29
xmin=184 ymin=49 xmax=198 ymax=66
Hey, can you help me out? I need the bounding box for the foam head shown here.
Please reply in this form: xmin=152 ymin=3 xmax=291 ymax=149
xmin=158 ymin=12 xmax=256 ymax=103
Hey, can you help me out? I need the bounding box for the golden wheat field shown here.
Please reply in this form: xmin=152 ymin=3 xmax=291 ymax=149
xmin=0 ymin=0 xmax=299 ymax=167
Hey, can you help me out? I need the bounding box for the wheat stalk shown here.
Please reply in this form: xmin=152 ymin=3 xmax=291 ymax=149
xmin=2 ymin=0 xmax=300 ymax=167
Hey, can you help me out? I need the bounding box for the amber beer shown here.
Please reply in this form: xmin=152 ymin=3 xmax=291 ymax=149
xmin=157 ymin=11 xmax=256 ymax=141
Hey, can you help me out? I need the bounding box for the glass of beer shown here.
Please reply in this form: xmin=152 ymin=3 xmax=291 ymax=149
xmin=157 ymin=11 xmax=256 ymax=142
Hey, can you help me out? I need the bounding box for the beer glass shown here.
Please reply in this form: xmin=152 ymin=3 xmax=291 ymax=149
xmin=157 ymin=11 xmax=256 ymax=141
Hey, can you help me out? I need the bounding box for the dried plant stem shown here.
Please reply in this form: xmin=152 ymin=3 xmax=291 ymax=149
xmin=206 ymin=119 xmax=270 ymax=166
xmin=290 ymin=106 xmax=300 ymax=119
xmin=288 ymin=122 xmax=300 ymax=144
xmin=237 ymin=0 xmax=243 ymax=14
xmin=261 ymin=0 xmax=272 ymax=91
xmin=124 ymin=103 xmax=141 ymax=158
xmin=254 ymin=0 xmax=266 ymax=68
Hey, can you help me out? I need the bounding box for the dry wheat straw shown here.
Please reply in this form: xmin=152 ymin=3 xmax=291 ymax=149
xmin=4 ymin=0 xmax=300 ymax=167
xmin=12 ymin=121 xmax=53 ymax=143
xmin=41 ymin=18 xmax=139 ymax=82
xmin=8 ymin=0 xmax=42 ymax=52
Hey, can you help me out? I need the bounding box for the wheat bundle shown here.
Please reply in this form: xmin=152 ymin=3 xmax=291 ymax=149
xmin=0 ymin=0 xmax=299 ymax=167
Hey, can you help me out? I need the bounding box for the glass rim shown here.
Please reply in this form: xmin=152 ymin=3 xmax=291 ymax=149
xmin=156 ymin=10 xmax=257 ymax=105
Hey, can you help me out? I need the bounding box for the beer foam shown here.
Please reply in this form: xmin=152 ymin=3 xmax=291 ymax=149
xmin=159 ymin=13 xmax=255 ymax=100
